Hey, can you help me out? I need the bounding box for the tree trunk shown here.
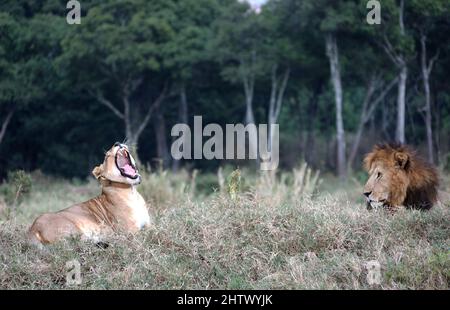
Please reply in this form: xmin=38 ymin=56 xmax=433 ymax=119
xmin=420 ymin=34 xmax=438 ymax=164
xmin=399 ymin=0 xmax=405 ymax=35
xmin=433 ymin=94 xmax=441 ymax=164
xmin=348 ymin=78 xmax=376 ymax=171
xmin=0 ymin=109 xmax=14 ymax=147
xmin=123 ymin=95 xmax=140 ymax=160
xmin=348 ymin=76 xmax=398 ymax=170
xmin=245 ymin=97 xmax=255 ymax=125
xmin=172 ymin=82 xmax=189 ymax=172
xmin=243 ymin=74 xmax=258 ymax=160
xmin=380 ymin=0 xmax=408 ymax=144
xmin=326 ymin=34 xmax=346 ymax=180
xmin=154 ymin=105 xmax=170 ymax=169
xmin=179 ymin=83 xmax=189 ymax=125
xmin=91 ymin=79 xmax=167 ymax=162
xmin=267 ymin=65 xmax=290 ymax=152
xmin=381 ymin=99 xmax=390 ymax=140
xmin=305 ymin=84 xmax=322 ymax=165
xmin=423 ymin=69 xmax=433 ymax=164
xmin=395 ymin=65 xmax=407 ymax=143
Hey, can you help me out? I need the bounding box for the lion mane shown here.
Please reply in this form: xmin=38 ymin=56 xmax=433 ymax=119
xmin=363 ymin=143 xmax=439 ymax=210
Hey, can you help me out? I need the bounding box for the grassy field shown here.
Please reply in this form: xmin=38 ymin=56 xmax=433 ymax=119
xmin=0 ymin=167 xmax=449 ymax=289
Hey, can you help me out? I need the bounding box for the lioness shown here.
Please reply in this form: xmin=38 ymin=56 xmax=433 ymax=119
xmin=28 ymin=142 xmax=151 ymax=245
xmin=363 ymin=143 xmax=439 ymax=211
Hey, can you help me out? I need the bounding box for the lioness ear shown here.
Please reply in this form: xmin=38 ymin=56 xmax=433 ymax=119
xmin=92 ymin=164 xmax=104 ymax=179
xmin=394 ymin=152 xmax=409 ymax=169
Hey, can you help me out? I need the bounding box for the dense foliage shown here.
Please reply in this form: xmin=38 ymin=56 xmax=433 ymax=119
xmin=0 ymin=0 xmax=449 ymax=179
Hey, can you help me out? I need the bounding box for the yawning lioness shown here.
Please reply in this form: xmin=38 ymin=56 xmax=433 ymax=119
xmin=28 ymin=142 xmax=151 ymax=245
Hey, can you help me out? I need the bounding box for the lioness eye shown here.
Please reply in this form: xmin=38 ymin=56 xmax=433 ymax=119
xmin=376 ymin=172 xmax=382 ymax=179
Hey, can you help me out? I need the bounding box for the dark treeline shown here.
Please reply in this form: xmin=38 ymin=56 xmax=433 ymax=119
xmin=0 ymin=0 xmax=449 ymax=180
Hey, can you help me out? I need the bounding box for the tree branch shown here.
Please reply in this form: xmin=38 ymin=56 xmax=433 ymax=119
xmin=365 ymin=76 xmax=399 ymax=121
xmin=268 ymin=64 xmax=278 ymax=120
xmin=89 ymin=89 xmax=124 ymax=119
xmin=361 ymin=75 xmax=378 ymax=120
xmin=130 ymin=77 xmax=143 ymax=93
xmin=0 ymin=108 xmax=14 ymax=146
xmin=428 ymin=49 xmax=440 ymax=76
xmin=135 ymin=82 xmax=169 ymax=139
xmin=274 ymin=67 xmax=290 ymax=120
xmin=382 ymin=35 xmax=403 ymax=66
xmin=399 ymin=0 xmax=405 ymax=35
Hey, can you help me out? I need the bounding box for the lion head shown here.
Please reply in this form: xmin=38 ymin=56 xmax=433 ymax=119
xmin=92 ymin=142 xmax=141 ymax=185
xmin=363 ymin=143 xmax=439 ymax=210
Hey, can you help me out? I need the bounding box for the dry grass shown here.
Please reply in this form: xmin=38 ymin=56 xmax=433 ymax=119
xmin=0 ymin=168 xmax=449 ymax=289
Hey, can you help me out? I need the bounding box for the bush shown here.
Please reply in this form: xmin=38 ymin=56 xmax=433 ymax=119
xmin=0 ymin=170 xmax=32 ymax=207
xmin=137 ymin=167 xmax=194 ymax=210
xmin=195 ymin=172 xmax=220 ymax=195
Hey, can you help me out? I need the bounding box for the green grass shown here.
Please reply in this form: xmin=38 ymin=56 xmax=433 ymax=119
xmin=0 ymin=169 xmax=449 ymax=289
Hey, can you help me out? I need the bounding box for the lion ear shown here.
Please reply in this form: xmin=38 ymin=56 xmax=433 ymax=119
xmin=92 ymin=164 xmax=104 ymax=179
xmin=394 ymin=152 xmax=409 ymax=169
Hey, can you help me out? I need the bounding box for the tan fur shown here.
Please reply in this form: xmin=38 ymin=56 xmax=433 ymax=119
xmin=28 ymin=143 xmax=151 ymax=245
xmin=363 ymin=143 xmax=439 ymax=211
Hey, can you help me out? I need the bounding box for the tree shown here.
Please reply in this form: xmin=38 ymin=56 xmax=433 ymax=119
xmin=420 ymin=34 xmax=438 ymax=163
xmin=260 ymin=2 xmax=296 ymax=153
xmin=410 ymin=0 xmax=447 ymax=163
xmin=325 ymin=34 xmax=346 ymax=179
xmin=0 ymin=11 xmax=57 ymax=147
xmin=59 ymin=0 xmax=174 ymax=156
xmin=373 ymin=0 xmax=415 ymax=143
xmin=292 ymin=0 xmax=364 ymax=180
xmin=347 ymin=74 xmax=398 ymax=170
xmin=164 ymin=0 xmax=221 ymax=170
xmin=213 ymin=1 xmax=297 ymax=167
xmin=213 ymin=2 xmax=264 ymax=159
xmin=0 ymin=14 xmax=26 ymax=146
xmin=344 ymin=30 xmax=398 ymax=170
xmin=1 ymin=0 xmax=450 ymax=180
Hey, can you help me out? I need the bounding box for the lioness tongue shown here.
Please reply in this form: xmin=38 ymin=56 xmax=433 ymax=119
xmin=123 ymin=164 xmax=135 ymax=176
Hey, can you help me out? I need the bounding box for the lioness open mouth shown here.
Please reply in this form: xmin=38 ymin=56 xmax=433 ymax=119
xmin=115 ymin=148 xmax=138 ymax=179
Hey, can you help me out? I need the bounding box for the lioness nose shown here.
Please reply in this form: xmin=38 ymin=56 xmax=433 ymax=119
xmin=364 ymin=191 xmax=372 ymax=198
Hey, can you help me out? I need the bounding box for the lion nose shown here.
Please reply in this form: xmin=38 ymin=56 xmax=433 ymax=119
xmin=364 ymin=191 xmax=372 ymax=198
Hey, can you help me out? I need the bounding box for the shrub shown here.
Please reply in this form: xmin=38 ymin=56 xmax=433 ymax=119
xmin=137 ymin=167 xmax=194 ymax=210
xmin=0 ymin=170 xmax=32 ymax=207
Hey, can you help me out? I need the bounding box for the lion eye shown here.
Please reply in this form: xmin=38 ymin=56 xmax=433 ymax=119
xmin=376 ymin=172 xmax=382 ymax=179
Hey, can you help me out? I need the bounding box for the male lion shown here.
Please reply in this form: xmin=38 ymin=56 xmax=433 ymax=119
xmin=28 ymin=142 xmax=151 ymax=245
xmin=363 ymin=143 xmax=439 ymax=211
